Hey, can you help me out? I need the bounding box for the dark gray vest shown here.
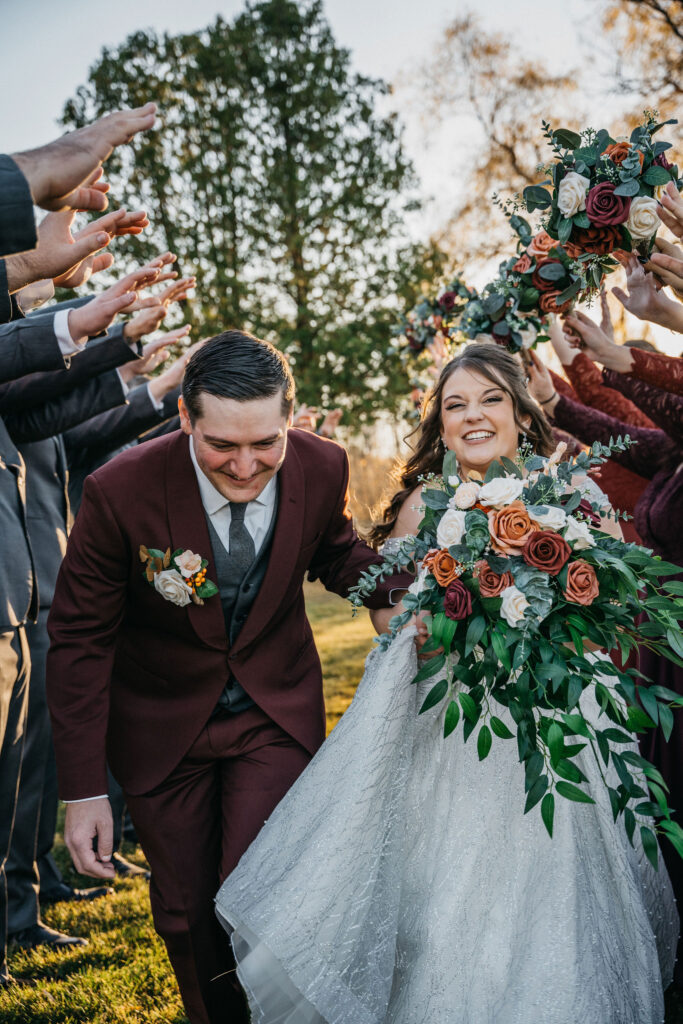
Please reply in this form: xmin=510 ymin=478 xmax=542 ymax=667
xmin=205 ymin=498 xmax=278 ymax=713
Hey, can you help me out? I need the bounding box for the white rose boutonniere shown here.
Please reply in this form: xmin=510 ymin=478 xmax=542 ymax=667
xmin=154 ymin=569 xmax=193 ymax=607
xmin=563 ymin=516 xmax=596 ymax=551
xmin=139 ymin=544 xmax=219 ymax=607
xmin=557 ymin=171 xmax=591 ymax=219
xmin=478 ymin=476 xmax=525 ymax=509
xmin=436 ymin=509 xmax=467 ymax=548
xmin=500 ymin=585 xmax=530 ymax=628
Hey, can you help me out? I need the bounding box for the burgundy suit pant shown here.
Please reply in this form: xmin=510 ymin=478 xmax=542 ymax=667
xmin=124 ymin=703 xmax=311 ymax=1024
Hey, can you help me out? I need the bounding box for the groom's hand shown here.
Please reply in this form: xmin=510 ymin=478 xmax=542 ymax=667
xmin=64 ymin=797 xmax=116 ymax=880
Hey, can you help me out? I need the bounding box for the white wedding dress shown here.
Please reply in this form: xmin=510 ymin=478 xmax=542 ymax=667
xmin=216 ymin=553 xmax=679 ymax=1023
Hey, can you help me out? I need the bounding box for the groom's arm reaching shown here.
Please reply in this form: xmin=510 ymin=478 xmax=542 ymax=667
xmin=46 ymin=473 xmax=130 ymax=878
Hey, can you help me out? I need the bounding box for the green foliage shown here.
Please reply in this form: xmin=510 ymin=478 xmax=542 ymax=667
xmin=62 ymin=1 xmax=438 ymax=422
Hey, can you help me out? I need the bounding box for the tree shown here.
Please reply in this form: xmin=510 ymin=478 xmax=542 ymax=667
xmin=414 ymin=12 xmax=580 ymax=263
xmin=62 ymin=1 xmax=441 ymax=422
xmin=602 ymin=0 xmax=683 ymax=119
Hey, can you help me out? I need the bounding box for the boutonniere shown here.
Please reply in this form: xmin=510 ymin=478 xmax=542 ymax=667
xmin=139 ymin=545 xmax=219 ymax=607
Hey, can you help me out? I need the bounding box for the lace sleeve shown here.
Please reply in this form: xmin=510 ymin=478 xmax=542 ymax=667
xmin=551 ymin=393 xmax=677 ymax=480
xmin=630 ymin=347 xmax=683 ymax=398
xmin=378 ymin=536 xmax=415 ymax=559
xmin=603 ymin=370 xmax=683 ymax=447
xmin=565 ymin=352 xmax=655 ymax=428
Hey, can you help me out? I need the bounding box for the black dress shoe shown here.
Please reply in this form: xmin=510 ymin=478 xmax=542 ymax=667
xmin=111 ymin=852 xmax=150 ymax=880
xmin=9 ymin=923 xmax=88 ymax=950
xmin=40 ymin=881 xmax=113 ymax=905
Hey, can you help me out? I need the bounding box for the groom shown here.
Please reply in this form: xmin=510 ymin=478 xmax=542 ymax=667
xmin=46 ymin=330 xmax=412 ymax=1024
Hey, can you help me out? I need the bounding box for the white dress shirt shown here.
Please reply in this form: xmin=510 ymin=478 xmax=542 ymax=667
xmin=189 ymin=436 xmax=277 ymax=554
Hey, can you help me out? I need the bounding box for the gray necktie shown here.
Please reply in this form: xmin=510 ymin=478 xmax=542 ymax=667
xmin=229 ymin=502 xmax=256 ymax=577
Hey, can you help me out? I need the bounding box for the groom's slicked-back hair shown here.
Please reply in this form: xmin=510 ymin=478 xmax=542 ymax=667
xmin=182 ymin=329 xmax=296 ymax=422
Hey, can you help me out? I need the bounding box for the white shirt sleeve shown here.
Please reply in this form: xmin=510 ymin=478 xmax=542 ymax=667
xmin=53 ymin=308 xmax=88 ymax=357
xmin=63 ymin=795 xmax=109 ymax=803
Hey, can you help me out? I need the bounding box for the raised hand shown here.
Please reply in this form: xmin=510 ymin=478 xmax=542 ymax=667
xmin=67 ymin=262 xmax=162 ymax=344
xmin=548 ymin=314 xmax=578 ymax=366
xmin=148 ymin=337 xmax=206 ymax=402
xmin=598 ymin=288 xmax=615 ymax=342
xmin=319 ymin=408 xmax=343 ymax=438
xmin=656 ymin=180 xmax=683 ymax=240
xmin=526 ymin=348 xmax=559 ymax=413
xmin=292 ymin=404 xmax=319 ymax=431
xmin=11 ymin=103 xmax=157 ymax=211
xmin=119 ymin=325 xmax=192 ymax=384
xmin=126 ymin=275 xmax=195 ymax=312
xmin=646 ymin=237 xmax=683 ymax=299
xmin=4 ymin=209 xmax=111 ymax=292
xmin=53 ymin=208 xmax=149 ymax=289
xmin=611 ymin=253 xmax=683 ymax=333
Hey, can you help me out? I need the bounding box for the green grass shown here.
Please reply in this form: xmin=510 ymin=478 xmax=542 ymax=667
xmin=2 ymin=583 xmax=682 ymax=1021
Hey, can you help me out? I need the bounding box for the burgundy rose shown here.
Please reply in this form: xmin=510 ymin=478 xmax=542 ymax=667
xmin=655 ymin=153 xmax=673 ymax=170
xmin=585 ymin=182 xmax=631 ymax=227
xmin=522 ymin=530 xmax=571 ymax=576
xmin=444 ymin=578 xmax=472 ymax=621
xmin=439 ymin=291 xmax=457 ymax=311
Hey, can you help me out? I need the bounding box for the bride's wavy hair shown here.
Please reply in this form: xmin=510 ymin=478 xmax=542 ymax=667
xmin=368 ymin=343 xmax=555 ymax=549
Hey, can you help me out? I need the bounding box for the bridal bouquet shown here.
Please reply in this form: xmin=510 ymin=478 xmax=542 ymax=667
xmin=350 ymin=444 xmax=683 ymax=865
xmin=523 ymin=113 xmax=682 ymax=291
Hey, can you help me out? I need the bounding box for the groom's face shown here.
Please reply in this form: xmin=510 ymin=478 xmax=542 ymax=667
xmin=180 ymin=391 xmax=291 ymax=503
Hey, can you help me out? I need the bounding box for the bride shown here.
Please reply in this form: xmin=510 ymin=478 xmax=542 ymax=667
xmin=215 ymin=343 xmax=679 ymax=1023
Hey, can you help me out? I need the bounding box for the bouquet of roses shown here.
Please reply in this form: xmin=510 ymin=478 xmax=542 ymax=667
xmin=459 ymin=214 xmax=579 ymax=353
xmin=350 ymin=443 xmax=683 ymax=866
xmin=390 ymin=275 xmax=473 ymax=369
xmin=523 ymin=113 xmax=683 ymax=291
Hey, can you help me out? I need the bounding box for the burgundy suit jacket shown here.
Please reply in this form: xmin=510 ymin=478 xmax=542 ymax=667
xmin=46 ymin=428 xmax=411 ymax=800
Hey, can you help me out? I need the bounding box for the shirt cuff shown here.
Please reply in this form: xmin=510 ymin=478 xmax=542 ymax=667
xmin=146 ymin=382 xmax=165 ymax=412
xmin=63 ymin=795 xmax=109 ymax=803
xmin=53 ymin=308 xmax=87 ymax=356
xmin=17 ymin=278 xmax=54 ymax=314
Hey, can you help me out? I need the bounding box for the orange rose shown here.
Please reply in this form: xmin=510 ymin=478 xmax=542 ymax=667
xmin=476 ymin=560 xmax=513 ymax=597
xmin=564 ymin=560 xmax=600 ymax=606
xmin=512 ymin=253 xmax=532 ymax=273
xmin=603 ymin=142 xmax=644 ymax=169
xmin=488 ymin=500 xmax=540 ymax=556
xmin=539 ymin=289 xmax=573 ymax=315
xmin=424 ymin=548 xmax=461 ymax=587
xmin=526 ymin=230 xmax=556 ymax=259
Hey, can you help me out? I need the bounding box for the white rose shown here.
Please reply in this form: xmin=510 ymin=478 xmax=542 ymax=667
xmin=436 ymin=509 xmax=467 ymax=548
xmin=557 ymin=171 xmax=591 ymax=219
xmin=563 ymin=515 xmax=596 ymax=551
xmin=500 ymin=585 xmax=530 ymax=628
xmin=478 ymin=476 xmax=525 ymax=509
xmin=154 ymin=568 xmax=193 ymax=607
xmin=528 ymin=505 xmax=567 ymax=531
xmin=175 ymin=549 xmax=203 ymax=578
xmin=625 ymin=196 xmax=661 ymax=242
xmin=453 ymin=481 xmax=481 ymax=509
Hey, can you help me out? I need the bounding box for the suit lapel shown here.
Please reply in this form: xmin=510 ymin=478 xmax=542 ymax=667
xmin=231 ymin=438 xmax=304 ymax=656
xmin=164 ymin=433 xmax=227 ymax=651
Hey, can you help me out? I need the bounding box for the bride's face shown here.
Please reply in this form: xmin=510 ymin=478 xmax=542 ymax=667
xmin=440 ymin=365 xmax=530 ymax=479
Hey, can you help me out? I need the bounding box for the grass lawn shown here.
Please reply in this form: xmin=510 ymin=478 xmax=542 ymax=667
xmin=2 ymin=582 xmax=682 ymax=1022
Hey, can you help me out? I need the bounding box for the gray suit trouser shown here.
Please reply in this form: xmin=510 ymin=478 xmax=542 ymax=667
xmin=0 ymin=626 xmax=29 ymax=973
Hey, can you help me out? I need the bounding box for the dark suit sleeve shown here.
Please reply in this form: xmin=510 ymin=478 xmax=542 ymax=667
xmin=0 ymin=311 xmax=68 ymax=384
xmin=3 ymin=369 xmax=126 ymax=444
xmin=307 ymin=445 xmax=413 ymax=608
xmin=0 ymin=325 xmax=140 ymax=413
xmin=47 ymin=473 xmax=129 ymax=799
xmin=0 ymin=155 xmax=37 ymax=257
xmin=63 ymin=383 xmax=173 ymax=458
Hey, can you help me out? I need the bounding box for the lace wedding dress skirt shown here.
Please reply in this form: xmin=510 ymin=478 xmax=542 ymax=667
xmin=216 ymin=626 xmax=679 ymax=1023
